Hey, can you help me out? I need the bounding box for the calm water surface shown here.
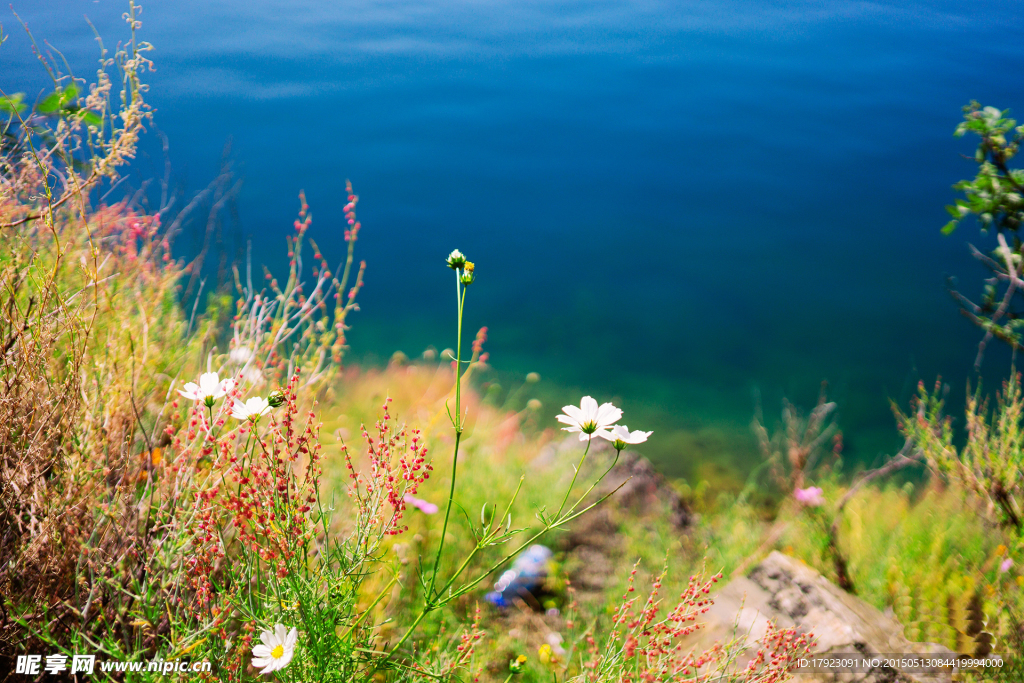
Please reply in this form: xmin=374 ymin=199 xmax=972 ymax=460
xmin=6 ymin=0 xmax=1024 ymax=477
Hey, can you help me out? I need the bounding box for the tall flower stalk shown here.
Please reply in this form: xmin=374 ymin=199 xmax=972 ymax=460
xmin=386 ymin=252 xmax=649 ymax=663
xmin=428 ymin=250 xmax=473 ymax=596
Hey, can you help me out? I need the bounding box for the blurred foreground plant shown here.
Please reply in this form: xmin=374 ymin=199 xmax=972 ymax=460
xmin=943 ymin=102 xmax=1024 ymax=368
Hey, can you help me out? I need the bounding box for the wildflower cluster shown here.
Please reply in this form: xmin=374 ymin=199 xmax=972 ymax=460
xmin=229 ymin=185 xmax=366 ymax=391
xmin=739 ymin=622 xmax=816 ymax=683
xmin=343 ymin=397 xmax=433 ymax=541
xmin=580 ymin=564 xmax=721 ymax=681
xmin=567 ymin=563 xmax=812 ymax=683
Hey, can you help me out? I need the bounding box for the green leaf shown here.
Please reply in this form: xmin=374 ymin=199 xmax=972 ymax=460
xmin=78 ymin=110 xmax=102 ymax=127
xmin=36 ymin=91 xmax=62 ymax=114
xmin=942 ymin=220 xmax=959 ymax=235
xmin=0 ymin=93 xmax=26 ymax=115
xmin=36 ymin=85 xmax=80 ymax=115
xmin=59 ymin=83 xmax=79 ymax=107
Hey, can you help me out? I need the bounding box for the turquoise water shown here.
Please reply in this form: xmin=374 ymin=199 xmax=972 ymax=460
xmin=6 ymin=0 xmax=1024 ymax=478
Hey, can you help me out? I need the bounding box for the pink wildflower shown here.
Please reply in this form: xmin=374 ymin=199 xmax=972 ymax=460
xmin=794 ymin=486 xmax=825 ymax=507
xmin=404 ymin=494 xmax=438 ymax=514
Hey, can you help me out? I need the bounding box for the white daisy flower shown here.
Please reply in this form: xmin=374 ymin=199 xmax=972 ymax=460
xmin=251 ymin=623 xmax=297 ymax=675
xmin=230 ymin=396 xmax=272 ymax=422
xmin=230 ymin=346 xmax=253 ymax=364
xmin=243 ymin=366 xmax=264 ymax=386
xmin=599 ymin=424 xmax=652 ymax=450
xmin=556 ymin=396 xmax=622 ymax=441
xmin=178 ymin=372 xmax=234 ymax=407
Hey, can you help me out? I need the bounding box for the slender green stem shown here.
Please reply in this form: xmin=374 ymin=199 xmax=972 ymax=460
xmin=428 ymin=431 xmax=461 ymax=596
xmin=427 ymin=271 xmax=467 ymax=597
xmin=563 ymin=448 xmax=621 ymax=517
xmin=443 ymin=477 xmax=630 ymax=605
xmin=556 ymin=437 xmax=592 ymax=517
xmin=342 ymin=574 xmax=398 ymax=639
xmin=387 ymin=604 xmax=430 ymax=659
xmin=434 ymin=475 xmax=525 ymax=599
xmin=455 ymin=276 xmax=464 ymax=431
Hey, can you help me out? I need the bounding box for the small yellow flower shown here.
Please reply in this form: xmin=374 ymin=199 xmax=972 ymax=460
xmin=508 ymin=654 xmax=527 ymax=674
xmin=997 ymin=544 xmax=1008 ymax=555
xmin=538 ymin=643 xmax=553 ymax=665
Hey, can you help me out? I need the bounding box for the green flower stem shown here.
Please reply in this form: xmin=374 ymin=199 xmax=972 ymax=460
xmin=563 ymin=448 xmax=622 ymax=517
xmin=440 ymin=478 xmax=628 ymax=606
xmin=433 ymin=475 xmax=526 ymax=600
xmin=385 ymin=605 xmax=430 ymax=660
xmin=556 ymin=437 xmax=592 ymax=518
xmin=389 ymin=265 xmax=472 ymax=663
xmin=427 ymin=271 xmax=467 ymax=597
xmin=341 ymin=573 xmax=399 ymax=639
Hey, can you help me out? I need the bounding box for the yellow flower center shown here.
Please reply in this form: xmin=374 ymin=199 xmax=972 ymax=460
xmin=271 ymin=645 xmax=285 ymax=659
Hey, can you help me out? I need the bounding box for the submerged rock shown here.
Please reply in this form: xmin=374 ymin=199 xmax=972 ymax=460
xmin=686 ymin=551 xmax=960 ymax=683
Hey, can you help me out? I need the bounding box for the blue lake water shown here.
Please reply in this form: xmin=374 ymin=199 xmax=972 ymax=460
xmin=6 ymin=0 xmax=1024 ymax=478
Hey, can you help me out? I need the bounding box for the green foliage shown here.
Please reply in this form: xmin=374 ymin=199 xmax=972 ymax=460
xmin=943 ymin=102 xmax=1024 ymax=360
xmin=894 ymin=376 xmax=1024 ymax=530
xmin=944 ymin=103 xmax=1024 ymax=236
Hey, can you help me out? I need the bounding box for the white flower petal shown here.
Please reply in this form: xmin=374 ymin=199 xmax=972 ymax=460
xmin=580 ymin=396 xmax=598 ymax=419
xmin=286 ymin=627 xmax=298 ymax=649
xmin=178 ymin=382 xmax=202 ymax=401
xmin=274 ymin=623 xmax=288 ymax=644
xmin=252 ymin=645 xmax=271 ymax=658
xmin=198 ymin=372 xmax=221 ymax=395
xmin=560 ymin=405 xmax=584 ymax=422
xmin=595 ymin=402 xmax=622 ymax=428
xmin=276 ymin=649 xmax=294 ymax=670
xmin=627 ymin=430 xmax=652 ymax=444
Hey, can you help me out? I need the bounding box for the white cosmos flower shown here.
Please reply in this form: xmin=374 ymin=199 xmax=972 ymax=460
xmin=230 ymin=396 xmax=272 ymax=422
xmin=599 ymin=424 xmax=652 ymax=449
xmin=251 ymin=623 xmax=297 ymax=675
xmin=243 ymin=366 xmax=264 ymax=386
xmin=229 ymin=346 xmax=253 ymax=364
xmin=178 ymin=372 xmax=234 ymax=407
xmin=556 ymin=396 xmax=622 ymax=441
